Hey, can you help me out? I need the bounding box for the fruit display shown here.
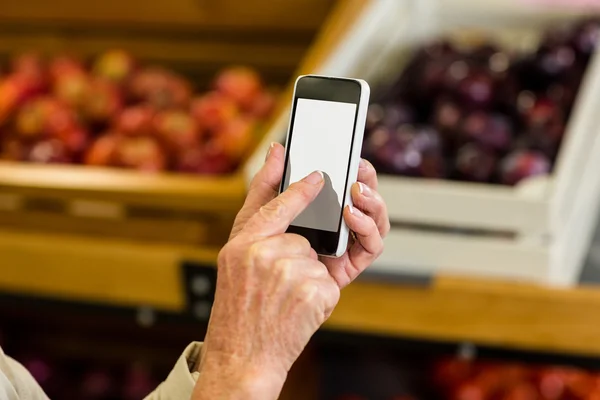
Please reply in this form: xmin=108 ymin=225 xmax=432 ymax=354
xmin=323 ymin=352 xmax=600 ymax=400
xmin=362 ymin=19 xmax=600 ymax=185
xmin=0 ymin=50 xmax=277 ymax=175
xmin=433 ymin=358 xmax=600 ymax=400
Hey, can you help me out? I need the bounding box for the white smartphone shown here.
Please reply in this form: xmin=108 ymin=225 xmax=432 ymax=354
xmin=279 ymin=75 xmax=370 ymax=257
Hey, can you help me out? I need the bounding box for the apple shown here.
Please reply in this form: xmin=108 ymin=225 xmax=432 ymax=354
xmin=212 ymin=117 xmax=256 ymax=162
xmin=452 ymin=381 xmax=486 ymax=400
xmin=190 ymin=91 xmax=239 ymax=133
xmin=500 ymin=383 xmax=538 ymax=400
xmin=114 ymin=105 xmax=156 ymax=137
xmin=11 ymin=52 xmax=48 ymax=94
xmin=1 ymin=138 xmax=30 ymax=160
xmin=16 ymin=97 xmax=79 ymax=141
xmin=49 ymin=55 xmax=85 ymax=82
xmin=214 ymin=66 xmax=263 ymax=110
xmin=83 ymin=78 xmax=123 ymax=124
xmin=128 ymin=67 xmax=192 ymax=109
xmin=53 ymin=70 xmax=92 ymax=110
xmin=0 ymin=75 xmax=40 ymax=125
xmin=85 ymin=133 xmax=120 ymax=166
xmin=114 ymin=136 xmax=167 ymax=172
xmin=177 ymin=146 xmax=234 ymax=175
xmin=93 ymin=49 xmax=136 ymax=85
xmin=249 ymin=89 xmax=277 ymax=119
xmin=538 ymin=369 xmax=567 ymax=400
xmin=153 ymin=109 xmax=200 ymax=151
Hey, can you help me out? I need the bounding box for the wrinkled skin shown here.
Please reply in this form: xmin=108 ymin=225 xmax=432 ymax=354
xmin=193 ymin=143 xmax=390 ymax=400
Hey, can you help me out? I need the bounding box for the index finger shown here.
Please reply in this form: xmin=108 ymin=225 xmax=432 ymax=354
xmin=242 ymin=170 xmax=324 ymax=238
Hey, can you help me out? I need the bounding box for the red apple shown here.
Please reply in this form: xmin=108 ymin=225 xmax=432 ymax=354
xmin=190 ymin=91 xmax=239 ymax=133
xmin=49 ymin=55 xmax=85 ymax=82
xmin=83 ymin=78 xmax=123 ymax=124
xmin=213 ymin=117 xmax=255 ymax=162
xmin=500 ymin=383 xmax=539 ymax=400
xmin=538 ymin=369 xmax=567 ymax=400
xmin=249 ymin=90 xmax=277 ymax=119
xmin=16 ymin=97 xmax=79 ymax=140
xmin=85 ymin=133 xmax=120 ymax=166
xmin=93 ymin=49 xmax=136 ymax=85
xmin=11 ymin=52 xmax=48 ymax=93
xmin=27 ymin=138 xmax=71 ymax=164
xmin=214 ymin=66 xmax=263 ymax=110
xmin=114 ymin=105 xmax=156 ymax=137
xmin=452 ymin=381 xmax=486 ymax=400
xmin=0 ymin=74 xmax=40 ymax=125
xmin=153 ymin=109 xmax=200 ymax=151
xmin=128 ymin=67 xmax=192 ymax=109
xmin=1 ymin=138 xmax=30 ymax=161
xmin=53 ymin=70 xmax=92 ymax=110
xmin=176 ymin=146 xmax=234 ymax=175
xmin=115 ymin=136 xmax=166 ymax=172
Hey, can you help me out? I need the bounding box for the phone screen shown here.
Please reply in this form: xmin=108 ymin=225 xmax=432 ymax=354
xmin=282 ymin=98 xmax=358 ymax=233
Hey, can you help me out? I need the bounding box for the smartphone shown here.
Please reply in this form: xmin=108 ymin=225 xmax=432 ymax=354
xmin=279 ymin=75 xmax=370 ymax=257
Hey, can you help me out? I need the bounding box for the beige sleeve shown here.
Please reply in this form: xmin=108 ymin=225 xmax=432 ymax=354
xmin=0 ymin=347 xmax=49 ymax=400
xmin=144 ymin=342 xmax=202 ymax=400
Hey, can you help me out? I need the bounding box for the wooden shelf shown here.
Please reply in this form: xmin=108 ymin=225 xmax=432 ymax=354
xmin=2 ymin=227 xmax=600 ymax=357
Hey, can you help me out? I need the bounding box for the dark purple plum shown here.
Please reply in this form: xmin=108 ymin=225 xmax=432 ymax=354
xmin=536 ymin=44 xmax=577 ymax=79
xmin=457 ymin=71 xmax=495 ymax=109
xmin=442 ymin=60 xmax=470 ymax=92
xmin=382 ymin=102 xmax=416 ymax=128
xmin=454 ymin=143 xmax=497 ymax=182
xmin=432 ymin=98 xmax=462 ymax=139
xmin=460 ymin=111 xmax=513 ymax=152
xmin=499 ymin=149 xmax=551 ymax=185
xmin=369 ymin=124 xmax=446 ymax=178
xmin=571 ymin=19 xmax=600 ymax=61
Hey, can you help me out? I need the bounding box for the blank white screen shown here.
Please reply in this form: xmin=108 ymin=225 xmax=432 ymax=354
xmin=283 ymin=98 xmax=357 ymax=232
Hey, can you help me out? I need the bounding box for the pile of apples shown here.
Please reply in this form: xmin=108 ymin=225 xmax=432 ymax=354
xmin=434 ymin=358 xmax=600 ymax=400
xmin=363 ymin=19 xmax=599 ymax=185
xmin=0 ymin=50 xmax=277 ymax=174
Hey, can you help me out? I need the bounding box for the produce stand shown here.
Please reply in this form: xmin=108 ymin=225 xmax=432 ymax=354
xmin=4 ymin=0 xmax=600 ymax=363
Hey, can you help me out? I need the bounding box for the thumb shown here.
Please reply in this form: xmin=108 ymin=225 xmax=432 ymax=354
xmin=229 ymin=142 xmax=285 ymax=240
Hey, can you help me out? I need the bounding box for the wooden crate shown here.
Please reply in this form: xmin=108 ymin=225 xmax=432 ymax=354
xmin=0 ymin=0 xmax=343 ymax=247
xmin=248 ymin=0 xmax=600 ymax=285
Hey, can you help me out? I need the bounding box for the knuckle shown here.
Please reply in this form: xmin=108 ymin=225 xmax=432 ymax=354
xmin=259 ymin=198 xmax=286 ymax=222
xmin=248 ymin=241 xmax=269 ymax=265
xmin=288 ymin=233 xmax=311 ymax=250
xmin=273 ymin=258 xmax=294 ymax=280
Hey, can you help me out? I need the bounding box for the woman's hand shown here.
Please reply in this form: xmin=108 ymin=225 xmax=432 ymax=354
xmin=193 ymin=143 xmax=389 ymax=400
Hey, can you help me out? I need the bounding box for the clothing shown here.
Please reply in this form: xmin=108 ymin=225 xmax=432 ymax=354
xmin=0 ymin=342 xmax=202 ymax=400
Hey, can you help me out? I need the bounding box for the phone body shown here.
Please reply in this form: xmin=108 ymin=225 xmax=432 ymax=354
xmin=279 ymin=75 xmax=370 ymax=257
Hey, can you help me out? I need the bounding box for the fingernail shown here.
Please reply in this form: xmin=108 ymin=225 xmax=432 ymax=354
xmin=358 ymin=182 xmax=371 ymax=196
xmin=348 ymin=204 xmax=363 ymax=217
xmin=359 ymin=158 xmax=368 ymax=169
xmin=265 ymin=142 xmax=275 ymax=162
xmin=303 ymin=171 xmax=324 ymax=185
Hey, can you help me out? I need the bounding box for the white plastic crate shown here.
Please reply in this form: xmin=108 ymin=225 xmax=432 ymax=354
xmin=245 ymin=0 xmax=600 ymax=285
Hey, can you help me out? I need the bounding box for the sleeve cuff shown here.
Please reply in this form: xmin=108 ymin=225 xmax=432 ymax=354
xmin=145 ymin=342 xmax=202 ymax=400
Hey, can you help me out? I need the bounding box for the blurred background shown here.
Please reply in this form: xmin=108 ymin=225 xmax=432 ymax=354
xmin=3 ymin=0 xmax=600 ymax=398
